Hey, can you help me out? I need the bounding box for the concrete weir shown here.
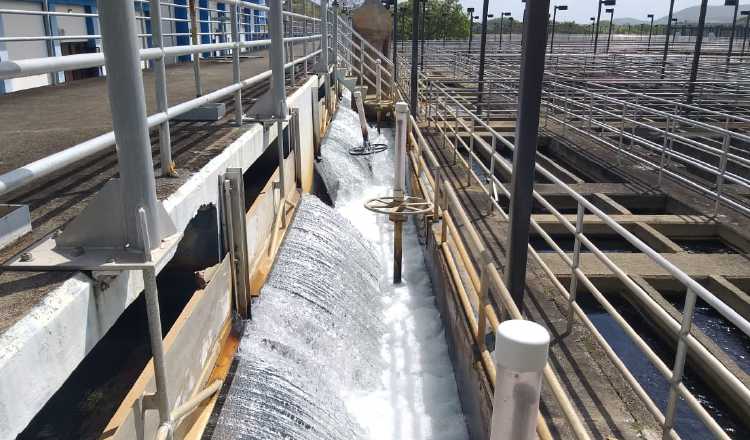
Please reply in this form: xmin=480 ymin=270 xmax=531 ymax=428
xmin=0 ymin=75 xmax=328 ymax=439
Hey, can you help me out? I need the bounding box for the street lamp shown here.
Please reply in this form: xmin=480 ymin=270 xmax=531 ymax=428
xmin=741 ymin=10 xmax=750 ymax=57
xmin=508 ymin=17 xmax=514 ymax=41
xmin=605 ymin=7 xmax=614 ymax=53
xmin=550 ymin=5 xmax=568 ymax=54
xmin=647 ymin=13 xmax=654 ymax=52
xmin=467 ymin=7 xmax=475 ymax=53
xmin=726 ymin=0 xmax=740 ymax=70
xmin=590 ymin=17 xmax=595 ymax=45
xmin=671 ymin=17 xmax=678 ymax=47
xmin=498 ymin=11 xmax=512 ymax=50
xmin=594 ymin=0 xmax=616 ymax=54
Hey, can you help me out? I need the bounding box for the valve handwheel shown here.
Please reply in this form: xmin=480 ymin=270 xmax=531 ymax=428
xmin=364 ymin=196 xmax=432 ymax=216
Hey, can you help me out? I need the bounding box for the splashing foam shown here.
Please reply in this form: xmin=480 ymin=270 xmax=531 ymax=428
xmin=208 ymin=92 xmax=467 ymax=440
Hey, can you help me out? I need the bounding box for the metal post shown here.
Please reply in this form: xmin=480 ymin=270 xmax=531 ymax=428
xmin=419 ymin=0 xmax=426 ymax=71
xmin=99 ymin=0 xmax=162 ymax=251
xmin=393 ymin=0 xmax=398 ymax=80
xmin=41 ymin=0 xmax=58 ymax=86
xmin=490 ymin=320 xmax=550 ymax=440
xmin=143 ymin=266 xmax=173 ymax=439
xmin=319 ymin=0 xmax=330 ymax=109
xmin=148 ymin=0 xmax=175 ymax=177
xmin=727 ymin=0 xmax=740 ymax=71
xmin=230 ymin=3 xmax=243 ymax=125
xmin=565 ymin=202 xmax=584 ymax=334
xmin=686 ymin=0 xmax=709 ymax=106
xmin=476 ymin=0 xmax=489 ymax=113
xmin=594 ymin=0 xmax=603 ymax=54
xmin=660 ymin=0 xmax=674 ymax=79
xmin=409 ymin=0 xmax=420 ymax=116
xmin=498 ymin=16 xmax=504 ymax=50
xmin=504 ymin=0 xmax=550 ymax=308
xmin=269 ymin=0 xmax=288 ymax=222
xmin=606 ymin=9 xmax=614 ymax=53
xmin=550 ymin=7 xmax=557 ymax=54
xmin=393 ymin=102 xmax=409 ymax=283
xmin=662 ymin=288 xmax=698 ymax=437
xmin=742 ymin=12 xmax=750 ymax=57
xmin=332 ymin=0 xmax=338 ymax=99
xmin=189 ymin=0 xmax=203 ymax=97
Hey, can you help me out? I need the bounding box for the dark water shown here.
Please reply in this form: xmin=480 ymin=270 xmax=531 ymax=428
xmin=530 ymin=234 xmax=639 ymax=253
xmin=578 ymin=293 xmax=750 ymax=439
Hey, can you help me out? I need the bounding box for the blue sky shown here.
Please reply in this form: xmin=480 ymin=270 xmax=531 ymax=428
xmin=456 ymin=0 xmax=734 ymax=24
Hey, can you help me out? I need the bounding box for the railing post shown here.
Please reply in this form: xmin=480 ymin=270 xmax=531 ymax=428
xmin=617 ymin=101 xmax=626 ymax=165
xmin=99 ymin=0 xmax=162 ymax=252
xmin=476 ymin=251 xmax=492 ymax=352
xmin=488 ymin=135 xmax=497 ymax=213
xmin=714 ymin=132 xmax=731 ymax=216
xmin=467 ymin=118 xmax=476 ymax=186
xmin=662 ymin=288 xmax=698 ymax=437
xmin=490 ymin=320 xmax=550 ymax=440
xmin=230 ymin=3 xmax=243 ymax=126
xmin=658 ymin=115 xmax=671 ymax=186
xmin=319 ymin=0 xmax=331 ymax=111
xmin=149 ymin=0 xmax=174 ymax=177
xmin=189 ymin=0 xmax=203 ymax=97
xmin=565 ymin=201 xmax=585 ymax=334
xmin=376 ymin=59 xmax=382 ymax=103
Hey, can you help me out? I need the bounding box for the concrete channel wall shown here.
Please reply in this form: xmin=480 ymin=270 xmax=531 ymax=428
xmin=0 ymin=74 xmax=326 ymax=439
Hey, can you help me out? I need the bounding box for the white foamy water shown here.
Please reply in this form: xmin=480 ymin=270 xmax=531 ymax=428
xmin=319 ymin=92 xmax=469 ymax=440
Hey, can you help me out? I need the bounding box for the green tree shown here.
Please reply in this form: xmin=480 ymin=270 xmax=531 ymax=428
xmin=396 ymin=0 xmax=469 ymax=40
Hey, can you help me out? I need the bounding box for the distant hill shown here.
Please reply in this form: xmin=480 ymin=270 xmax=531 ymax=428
xmin=655 ymin=4 xmax=750 ymax=24
xmin=596 ymin=4 xmax=749 ymax=25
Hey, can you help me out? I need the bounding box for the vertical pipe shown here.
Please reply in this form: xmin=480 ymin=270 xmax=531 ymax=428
xmin=476 ymin=0 xmax=489 ymax=114
xmin=419 ymin=0 xmax=426 ymax=71
xmin=727 ymin=0 xmax=740 ymax=71
xmin=686 ymin=0 xmax=709 ymax=106
xmin=99 ymin=0 xmax=161 ymax=251
xmin=409 ymin=0 xmax=420 ymax=116
xmin=504 ymin=0 xmax=550 ymax=308
xmin=490 ymin=320 xmax=550 ymax=440
xmin=394 ymin=102 xmax=408 ymax=197
xmin=189 ymin=0 xmax=203 ymax=96
xmin=269 ymin=0 xmax=288 ymax=218
xmin=550 ymin=8 xmax=557 ymax=54
xmin=661 ymin=0 xmax=675 ymax=78
xmin=230 ymin=3 xmax=243 ymax=125
xmin=150 ymin=0 xmax=174 ymax=176
xmin=393 ymin=0 xmax=398 ymax=80
xmin=594 ymin=1 xmax=603 ymax=54
xmin=143 ymin=266 xmax=172 ymax=438
xmin=320 ymin=0 xmax=330 ymax=108
xmin=41 ymin=0 xmax=58 ymax=86
xmin=662 ymin=288 xmax=698 ymax=437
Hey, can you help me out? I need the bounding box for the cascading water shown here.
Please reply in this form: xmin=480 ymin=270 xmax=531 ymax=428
xmin=207 ymin=92 xmax=467 ymax=440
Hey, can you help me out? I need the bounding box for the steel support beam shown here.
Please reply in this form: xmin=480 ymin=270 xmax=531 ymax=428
xmin=504 ymin=0 xmax=550 ymax=308
xmin=409 ymin=0 xmax=419 ymax=116
xmin=98 ymin=0 xmax=162 ymax=252
xmin=476 ymin=0 xmax=490 ymax=114
xmin=686 ymin=0 xmax=708 ymax=106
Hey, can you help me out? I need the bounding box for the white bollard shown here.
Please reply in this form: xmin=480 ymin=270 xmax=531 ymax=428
xmin=490 ymin=320 xmax=550 ymax=440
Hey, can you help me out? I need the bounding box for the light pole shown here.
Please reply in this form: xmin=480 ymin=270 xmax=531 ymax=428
xmin=467 ymin=7 xmax=475 ymax=53
xmin=671 ymin=18 xmax=678 ymax=47
xmin=741 ymin=10 xmax=750 ymax=57
xmin=686 ymin=0 xmax=709 ymax=107
xmin=594 ymin=0 xmax=616 ymax=54
xmin=419 ymin=0 xmax=426 ymax=71
xmin=508 ymin=17 xmax=514 ymax=41
xmin=726 ymin=0 xmax=740 ymax=70
xmin=590 ymin=17 xmax=595 ymax=46
xmin=477 ymin=0 xmax=491 ymax=113
xmin=605 ymin=7 xmax=614 ymax=53
xmin=647 ymin=13 xmax=654 ymax=52
xmin=660 ymin=0 xmax=675 ymax=78
xmin=498 ymin=11 xmax=511 ymax=49
xmin=550 ymin=5 xmax=568 ymax=54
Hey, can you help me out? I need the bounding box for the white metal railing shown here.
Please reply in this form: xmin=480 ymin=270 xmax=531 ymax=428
xmin=416 ymin=75 xmax=750 ymax=439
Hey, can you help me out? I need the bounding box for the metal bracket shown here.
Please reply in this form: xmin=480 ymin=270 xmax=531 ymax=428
xmin=220 ymin=169 xmax=250 ymax=319
xmin=3 ymin=179 xmax=181 ymax=272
